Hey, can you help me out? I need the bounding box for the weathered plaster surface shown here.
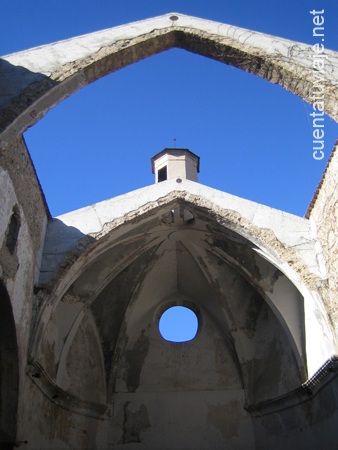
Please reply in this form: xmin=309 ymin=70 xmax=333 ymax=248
xmin=35 ymin=178 xmax=336 ymax=382
xmin=27 ymin=173 xmax=337 ymax=448
xmin=42 ymin=178 xmax=323 ymax=283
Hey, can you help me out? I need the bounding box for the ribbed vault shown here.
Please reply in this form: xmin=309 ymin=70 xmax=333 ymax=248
xmin=29 ymin=196 xmax=312 ymax=447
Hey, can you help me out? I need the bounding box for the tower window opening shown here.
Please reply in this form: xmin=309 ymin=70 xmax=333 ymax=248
xmin=158 ymin=166 xmax=167 ymax=182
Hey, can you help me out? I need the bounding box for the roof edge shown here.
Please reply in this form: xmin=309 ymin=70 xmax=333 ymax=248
xmin=305 ymin=139 xmax=338 ymax=218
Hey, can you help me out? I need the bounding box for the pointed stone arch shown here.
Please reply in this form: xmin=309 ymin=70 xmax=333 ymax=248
xmin=1 ymin=12 xmax=338 ymax=149
xmin=32 ymin=183 xmax=336 ymax=401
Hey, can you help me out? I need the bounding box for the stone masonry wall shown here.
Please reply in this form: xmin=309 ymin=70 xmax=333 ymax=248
xmin=0 ymin=136 xmax=48 ymax=444
xmin=307 ymin=141 xmax=338 ymax=341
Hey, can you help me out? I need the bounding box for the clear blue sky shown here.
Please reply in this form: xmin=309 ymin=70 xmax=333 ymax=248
xmin=2 ymin=0 xmax=338 ymax=217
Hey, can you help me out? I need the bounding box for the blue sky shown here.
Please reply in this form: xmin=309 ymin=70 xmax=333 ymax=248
xmin=2 ymin=0 xmax=338 ymax=218
xmin=160 ymin=306 xmax=198 ymax=342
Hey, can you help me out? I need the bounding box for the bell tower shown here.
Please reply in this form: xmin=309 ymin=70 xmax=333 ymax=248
xmin=151 ymin=148 xmax=200 ymax=183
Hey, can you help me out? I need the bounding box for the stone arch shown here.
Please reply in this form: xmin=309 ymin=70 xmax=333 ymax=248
xmin=1 ymin=12 xmax=338 ymax=149
xmin=31 ymin=190 xmax=335 ymax=405
xmin=28 ymin=194 xmax=338 ymax=450
xmin=0 ymin=281 xmax=19 ymax=448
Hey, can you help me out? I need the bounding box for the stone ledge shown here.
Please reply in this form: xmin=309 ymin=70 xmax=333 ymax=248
xmin=246 ymin=355 xmax=338 ymax=417
xmin=27 ymin=361 xmax=110 ymax=420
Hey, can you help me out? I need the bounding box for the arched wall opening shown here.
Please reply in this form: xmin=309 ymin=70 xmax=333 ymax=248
xmin=27 ymin=194 xmax=337 ymax=447
xmin=0 ymin=281 xmax=19 ymax=448
xmin=30 ymin=198 xmax=324 ymax=394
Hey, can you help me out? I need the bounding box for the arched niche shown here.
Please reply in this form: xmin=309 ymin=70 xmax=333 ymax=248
xmin=30 ymin=195 xmax=327 ymax=408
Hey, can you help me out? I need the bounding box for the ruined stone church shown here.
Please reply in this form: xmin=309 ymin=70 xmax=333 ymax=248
xmin=0 ymin=12 xmax=338 ymax=450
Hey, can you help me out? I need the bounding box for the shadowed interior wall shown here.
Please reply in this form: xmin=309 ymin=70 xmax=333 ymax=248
xmin=0 ymin=281 xmax=19 ymax=448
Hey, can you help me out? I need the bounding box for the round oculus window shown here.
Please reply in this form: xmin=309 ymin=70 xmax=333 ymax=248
xmin=159 ymin=306 xmax=198 ymax=343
